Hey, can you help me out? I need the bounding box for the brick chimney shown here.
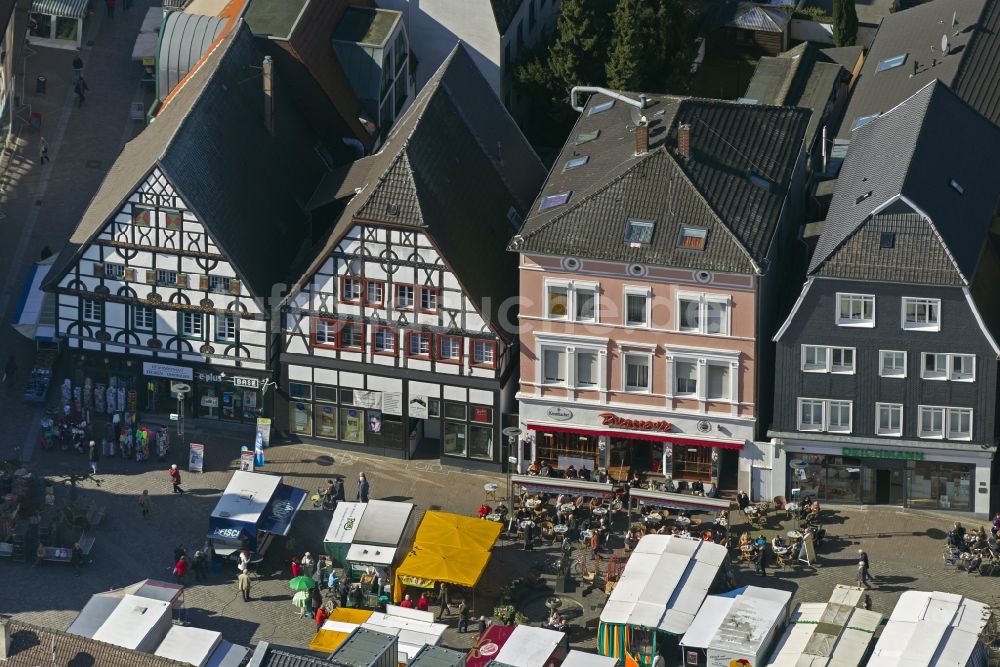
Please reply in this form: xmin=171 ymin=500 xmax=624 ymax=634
xmin=635 ymin=120 xmax=649 ymax=155
xmin=0 ymin=617 xmax=11 ymax=661
xmin=263 ymin=55 xmax=275 ymax=137
xmin=677 ymin=124 xmax=691 ymax=159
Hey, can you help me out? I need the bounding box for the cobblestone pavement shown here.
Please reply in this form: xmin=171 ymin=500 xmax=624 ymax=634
xmin=2 ymin=421 xmax=996 ymax=657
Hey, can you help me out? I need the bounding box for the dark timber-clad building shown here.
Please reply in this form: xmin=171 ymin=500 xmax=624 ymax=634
xmin=769 ymin=81 xmax=1000 ymax=516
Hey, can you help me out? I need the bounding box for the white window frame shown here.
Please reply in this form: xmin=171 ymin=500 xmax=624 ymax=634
xmin=395 ymin=284 xmax=414 ymax=309
xmin=797 ymin=398 xmax=825 ymax=431
xmin=544 ymin=279 xmax=600 ymax=323
xmin=180 ymin=312 xmax=204 ymax=339
xmin=801 ymin=345 xmax=829 ymax=372
xmin=875 ymin=402 xmax=903 ymax=437
xmin=544 ymin=280 xmax=570 ymax=320
xmin=623 ymin=287 xmax=651 ymax=327
xmin=674 ymin=358 xmax=699 ymax=396
xmin=879 ymin=350 xmax=907 ymax=378
xmin=574 ymin=284 xmax=598 ymax=323
xmin=901 ymin=297 xmax=941 ymax=332
xmin=82 ymin=298 xmax=102 ymax=323
xmin=676 ymin=292 xmax=731 ymax=336
xmin=104 ymin=263 xmax=126 ymax=280
xmin=314 ymin=319 xmax=335 ymax=345
xmin=797 ymin=397 xmax=852 ymax=433
xmin=215 ymin=314 xmax=237 ymax=342
xmin=836 ymin=292 xmax=875 ymax=327
xmin=947 ymin=407 xmax=973 ymax=440
xmin=800 ymin=345 xmax=854 ymax=373
xmin=133 ymin=305 xmax=154 ymax=332
xmin=830 ymin=347 xmax=855 ymax=374
xmin=918 ymin=405 xmax=972 ymax=440
xmin=705 ymin=361 xmax=731 ymax=401
xmin=921 ymin=352 xmax=975 ymax=382
xmin=576 ymin=350 xmax=599 ymax=388
xmin=623 ymin=351 xmax=652 ymax=392
xmin=156 ymin=269 xmax=178 ymax=286
xmin=540 ymin=346 xmax=567 ymax=385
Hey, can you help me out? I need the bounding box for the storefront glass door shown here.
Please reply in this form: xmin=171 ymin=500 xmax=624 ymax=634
xmin=861 ymin=463 xmax=905 ymax=505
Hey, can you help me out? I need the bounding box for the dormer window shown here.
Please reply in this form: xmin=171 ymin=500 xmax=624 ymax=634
xmin=850 ymin=114 xmax=879 ymax=132
xmin=625 ymin=218 xmax=655 ymax=246
xmin=677 ymin=226 xmax=707 ymax=250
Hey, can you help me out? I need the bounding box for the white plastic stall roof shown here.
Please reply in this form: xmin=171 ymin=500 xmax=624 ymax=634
xmin=210 ymin=472 xmax=282 ymax=523
xmin=867 ymin=591 xmax=990 ymax=667
xmin=766 ymin=602 xmax=882 ymax=667
xmin=325 ymin=502 xmax=367 ymax=544
xmin=348 ymin=543 xmax=397 ymax=566
xmin=353 ymin=499 xmax=414 ymax=546
xmin=154 ymin=625 xmax=222 ymax=666
xmin=560 ymin=651 xmax=619 ymax=667
xmin=90 ymin=594 xmax=171 ymax=650
xmin=679 ymin=597 xmax=734 ymax=650
xmin=709 ymin=587 xmax=791 ymax=655
xmin=600 ymin=535 xmax=727 ymax=636
xmin=493 ymin=625 xmax=565 ymax=667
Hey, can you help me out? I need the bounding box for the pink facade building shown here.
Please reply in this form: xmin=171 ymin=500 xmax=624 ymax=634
xmin=511 ymin=90 xmax=808 ymax=492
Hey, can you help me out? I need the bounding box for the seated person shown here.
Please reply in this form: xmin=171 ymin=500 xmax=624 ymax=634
xmin=736 ymin=490 xmax=750 ymax=511
xmin=565 ymin=465 xmax=578 ymax=479
xmin=754 ymin=535 xmax=767 ymax=549
xmin=477 ymin=503 xmax=492 ymax=519
xmin=628 ymin=471 xmax=642 ymax=488
xmin=527 ymin=461 xmax=540 ymax=476
xmin=679 ymin=528 xmax=691 ymax=539
xmin=677 ymin=508 xmax=690 ymax=519
xmin=992 ymin=512 xmax=1000 ymax=538
xmin=588 ymin=497 xmax=602 ymax=512
xmin=539 ymin=461 xmax=552 ymax=477
xmin=772 ymin=535 xmax=786 ymax=551
xmin=950 ymin=522 xmax=967 ymax=550
xmin=810 ymin=500 xmax=821 ymax=514
xmin=579 ymin=465 xmax=591 ymax=481
xmin=690 ymin=479 xmax=705 ymax=494
xmin=739 ymin=532 xmax=751 ymax=546
xmin=495 ymin=502 xmax=509 ymax=517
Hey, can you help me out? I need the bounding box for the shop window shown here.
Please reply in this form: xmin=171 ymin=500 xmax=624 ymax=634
xmin=215 ymin=314 xmax=238 ymax=342
xmin=419 ymin=287 xmax=438 ymax=313
xmin=340 ymin=388 xmax=354 ymax=405
xmin=469 ymin=425 xmax=493 ymax=460
xmin=428 ymin=398 xmax=441 ymax=418
xmin=909 ymin=462 xmax=971 ymax=511
xmin=836 ymin=293 xmax=874 ymax=327
xmin=880 ymin=350 xmax=906 ymax=377
xmin=444 ymin=421 xmax=467 ymax=456
xmin=82 ymin=298 xmax=102 ymax=323
xmin=672 ymin=445 xmax=712 ymax=481
xmin=444 ymin=402 xmax=466 ymax=421
xmin=315 ymin=385 xmax=337 ymax=402
xmin=472 ymin=340 xmax=496 ymax=369
xmin=291 ymin=401 xmax=313 ymax=435
xmin=180 ymin=312 xmax=204 ymax=339
xmin=901 ymin=297 xmax=940 ymax=331
xmin=406 ymin=331 xmax=432 ymax=358
xmin=341 ymin=407 xmax=365 ymax=443
xmin=395 ymin=284 xmax=414 ymax=309
xmin=315 ymin=403 xmax=338 ymax=438
xmin=133 ymin=306 xmax=154 ymax=331
xmin=366 ymin=280 xmax=385 ymax=307
xmin=537 ymin=431 xmax=599 ymax=469
xmin=624 ymin=353 xmax=650 ymax=392
xmin=625 ymin=290 xmax=649 ymax=326
xmin=289 ymin=383 xmax=311 ymax=399
xmin=29 ymin=13 xmax=52 ymax=38
xmin=340 ymin=277 xmax=362 ymax=303
xmin=438 ymin=335 xmax=462 ymax=363
xmin=372 ymin=326 xmax=396 ymax=355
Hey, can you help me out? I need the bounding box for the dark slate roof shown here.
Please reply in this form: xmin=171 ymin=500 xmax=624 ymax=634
xmin=490 ymin=0 xmax=524 ymax=34
xmin=820 ymin=45 xmax=864 ymax=72
xmin=745 ymin=42 xmax=845 ymax=145
xmin=244 ymin=0 xmax=308 ymax=38
xmin=5 ymin=619 xmax=190 ymax=667
xmin=834 ymin=0 xmax=1000 ymax=138
xmin=514 ymin=92 xmax=809 ymax=274
xmin=258 ymin=648 xmax=331 ymax=667
xmin=44 ymin=22 xmax=327 ymax=298
xmin=290 ymin=43 xmax=546 ymax=340
xmin=810 ymin=81 xmax=1000 ymax=284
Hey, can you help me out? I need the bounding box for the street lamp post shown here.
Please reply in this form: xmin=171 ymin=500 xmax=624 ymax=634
xmin=501 ymin=427 xmax=522 ymax=508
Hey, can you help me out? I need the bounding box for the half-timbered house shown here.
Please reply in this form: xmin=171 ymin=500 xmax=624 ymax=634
xmin=42 ymin=23 xmax=330 ymax=424
xmin=280 ymin=44 xmax=546 ymax=467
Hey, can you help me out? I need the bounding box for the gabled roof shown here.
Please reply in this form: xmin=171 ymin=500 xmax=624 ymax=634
xmin=810 ymin=81 xmax=1000 ymax=284
xmin=514 ymin=92 xmax=809 ymax=274
xmin=745 ymin=42 xmax=845 ymax=145
xmin=4 ymin=619 xmax=190 ymax=667
xmin=44 ymin=22 xmax=327 ymax=298
xmin=835 ymin=0 xmax=1000 ymax=138
xmin=289 ymin=43 xmax=546 ymax=341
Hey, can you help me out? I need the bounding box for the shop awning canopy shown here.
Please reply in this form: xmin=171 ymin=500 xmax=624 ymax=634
xmin=511 ymin=474 xmax=615 ymax=498
xmin=526 ymin=423 xmax=743 ymax=449
xmin=12 ymin=257 xmax=57 ymax=342
xmin=393 ymin=512 xmax=500 ymax=600
xmin=629 ymin=488 xmax=733 ymax=512
xmin=31 ymin=0 xmax=88 ymax=18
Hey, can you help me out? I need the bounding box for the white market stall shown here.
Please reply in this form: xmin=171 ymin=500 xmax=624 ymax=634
xmin=154 ymin=626 xmax=248 ymax=667
xmin=679 ymin=586 xmax=791 ymax=667
xmin=28 ymin=0 xmax=88 ymax=49
xmin=12 ymin=256 xmax=60 ymax=402
xmin=561 ymin=651 xmax=619 ymax=667
xmin=323 ymin=499 xmax=416 ymax=596
xmin=90 ymin=594 xmax=173 ymax=652
xmin=309 ymin=605 xmax=447 ymax=664
xmin=766 ymin=585 xmax=882 ymax=667
xmin=867 ymin=591 xmax=990 ymax=667
xmin=598 ymin=535 xmax=730 ymax=666
xmin=324 ymin=501 xmax=368 ymax=566
xmin=492 ymin=625 xmax=568 ymax=667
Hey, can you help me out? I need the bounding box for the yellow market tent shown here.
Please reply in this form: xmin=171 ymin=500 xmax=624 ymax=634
xmin=309 ymin=608 xmax=373 ymax=652
xmin=393 ymin=511 xmax=500 ymax=601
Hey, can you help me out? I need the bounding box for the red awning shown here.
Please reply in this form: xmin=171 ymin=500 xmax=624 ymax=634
xmin=526 ymin=423 xmax=743 ymax=450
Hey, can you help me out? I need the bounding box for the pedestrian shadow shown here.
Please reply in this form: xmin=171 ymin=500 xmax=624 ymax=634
xmin=381 ymin=496 xmax=412 ymax=502
xmin=256 ymin=594 xmax=289 ymax=602
xmin=871 ymin=574 xmax=916 ymax=592
xmin=181 ymin=607 xmax=260 ymax=646
xmin=926 ymin=528 xmax=947 ymax=539
xmin=182 ymin=488 xmax=223 ymax=496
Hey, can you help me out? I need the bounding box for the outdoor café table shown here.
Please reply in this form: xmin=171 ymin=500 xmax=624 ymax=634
xmin=525 ymin=499 xmax=541 ymax=509
xmin=520 ymin=520 xmax=535 ymax=529
xmin=592 ymin=507 xmax=608 ymax=517
xmin=744 ymin=506 xmax=758 ymax=515
xmin=787 ymin=530 xmax=802 ymax=539
xmin=485 ymin=513 xmax=502 ymax=522
xmin=580 ymin=529 xmax=594 ymax=541
xmin=553 ymin=524 xmax=569 ymax=534
xmin=560 ymin=503 xmax=576 ymax=513
xmin=674 ymin=517 xmax=691 ymax=526
xmin=785 ymin=502 xmax=800 ymax=513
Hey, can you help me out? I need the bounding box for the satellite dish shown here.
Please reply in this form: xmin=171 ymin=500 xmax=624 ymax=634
xmin=941 ymin=34 xmax=950 ymax=54
xmin=629 ymin=106 xmax=644 ymax=126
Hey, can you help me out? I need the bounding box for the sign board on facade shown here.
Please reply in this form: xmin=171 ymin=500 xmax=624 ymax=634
xmin=382 ymin=392 xmax=403 ymax=416
xmin=598 ymin=412 xmax=673 ymax=433
xmin=546 ymin=406 xmax=573 ymax=421
xmin=408 ymin=396 xmax=429 ymax=419
xmin=188 ymin=443 xmax=205 ymax=472
xmin=200 ymin=396 xmax=219 ymax=407
xmin=197 ymin=371 xmax=222 ymax=383
xmin=354 ymin=390 xmax=382 ymax=409
xmin=842 ymin=448 xmax=923 ymax=461
xmin=130 ymin=102 xmax=144 ymax=120
xmin=143 ymin=362 xmax=193 ymax=381
xmin=232 ymin=376 xmax=259 ymax=389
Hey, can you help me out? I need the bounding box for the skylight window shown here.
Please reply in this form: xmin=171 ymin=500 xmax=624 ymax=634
xmin=588 ymin=99 xmax=615 ymax=116
xmin=850 ymin=114 xmax=880 ymax=132
xmin=880 ymin=232 xmax=895 ymax=248
xmin=677 ymin=226 xmax=708 ymax=250
xmin=563 ymin=156 xmax=589 ymax=171
xmin=855 ymin=191 xmax=873 ymax=205
xmin=540 ymin=191 xmax=572 ymax=211
xmin=575 ymin=130 xmax=600 ymax=145
xmin=625 ymin=218 xmax=655 ymax=245
xmin=950 ymin=179 xmax=965 ymax=194
xmin=876 ymin=54 xmax=907 ymax=72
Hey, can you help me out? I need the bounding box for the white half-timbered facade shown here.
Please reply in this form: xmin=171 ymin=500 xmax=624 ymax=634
xmin=43 ymin=24 xmax=330 ymax=424
xmin=280 ymin=44 xmax=546 ymax=468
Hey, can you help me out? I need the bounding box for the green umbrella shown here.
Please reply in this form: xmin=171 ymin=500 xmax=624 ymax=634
xmin=290 ymin=575 xmax=317 ymax=591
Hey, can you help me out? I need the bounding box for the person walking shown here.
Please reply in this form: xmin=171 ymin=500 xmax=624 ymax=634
xmin=39 ymin=137 xmax=49 ymax=165
xmin=168 ymin=464 xmax=184 ymax=493
xmin=301 ymin=552 xmax=315 ymax=578
xmin=238 ymin=570 xmax=251 ymax=601
xmin=290 ymin=557 xmax=302 ymax=578
xmin=71 ymin=542 xmax=84 ymax=576
xmin=104 ymin=0 xmax=115 ymax=17
xmin=87 ymin=440 xmax=99 ymax=475
xmin=309 ymin=586 xmax=323 ymax=618
xmin=457 ymin=600 xmax=470 ymax=633
xmin=755 ymin=542 xmax=768 ymax=577
xmin=416 ymin=592 xmax=430 ymax=612
xmin=73 ymin=77 xmax=89 ymax=107
xmin=313 ymin=555 xmax=327 ymax=590
xmin=3 ymin=354 xmax=17 ymax=387
xmin=857 ymin=549 xmax=873 ymax=589
xmin=315 ymin=603 xmax=329 ymax=631
xmin=334 ymin=478 xmax=345 ymax=502
xmin=357 ymin=473 xmax=370 ymax=503
xmin=192 ymin=550 xmax=208 ymax=582
xmin=71 ymin=55 xmax=83 ymax=81
xmin=138 ymin=490 xmax=151 ymax=518
xmin=173 ymin=554 xmax=189 ymax=585
xmin=437 ymin=582 xmax=452 ymax=620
